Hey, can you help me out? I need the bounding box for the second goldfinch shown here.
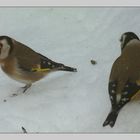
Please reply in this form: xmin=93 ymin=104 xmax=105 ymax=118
xmin=0 ymin=36 xmax=77 ymax=92
xmin=103 ymin=32 xmax=140 ymax=127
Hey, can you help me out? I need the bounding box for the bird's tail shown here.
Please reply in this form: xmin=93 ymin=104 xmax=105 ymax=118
xmin=57 ymin=64 xmax=77 ymax=72
xmin=103 ymin=110 xmax=119 ymax=128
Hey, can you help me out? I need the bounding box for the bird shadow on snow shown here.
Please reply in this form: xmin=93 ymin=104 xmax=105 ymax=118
xmin=32 ymin=72 xmax=77 ymax=94
xmin=1 ymin=72 xmax=77 ymax=101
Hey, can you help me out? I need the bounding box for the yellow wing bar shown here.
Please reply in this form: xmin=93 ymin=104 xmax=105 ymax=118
xmin=31 ymin=68 xmax=51 ymax=72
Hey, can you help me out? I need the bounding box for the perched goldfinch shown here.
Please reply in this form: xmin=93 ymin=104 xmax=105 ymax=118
xmin=103 ymin=32 xmax=140 ymax=127
xmin=0 ymin=36 xmax=77 ymax=93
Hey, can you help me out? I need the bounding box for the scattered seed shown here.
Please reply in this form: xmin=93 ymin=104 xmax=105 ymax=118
xmin=91 ymin=59 xmax=97 ymax=65
xmin=3 ymin=99 xmax=7 ymax=102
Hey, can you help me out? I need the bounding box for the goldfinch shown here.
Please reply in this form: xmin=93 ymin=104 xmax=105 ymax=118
xmin=0 ymin=36 xmax=77 ymax=93
xmin=103 ymin=32 xmax=140 ymax=127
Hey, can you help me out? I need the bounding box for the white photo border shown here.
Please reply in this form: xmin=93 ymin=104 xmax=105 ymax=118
xmin=0 ymin=0 xmax=140 ymax=139
xmin=0 ymin=0 xmax=140 ymax=6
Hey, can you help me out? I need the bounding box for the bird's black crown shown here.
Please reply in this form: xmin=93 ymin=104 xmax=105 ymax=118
xmin=120 ymin=32 xmax=139 ymax=51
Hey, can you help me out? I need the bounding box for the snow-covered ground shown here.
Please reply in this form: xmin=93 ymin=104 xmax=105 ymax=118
xmin=0 ymin=7 xmax=140 ymax=133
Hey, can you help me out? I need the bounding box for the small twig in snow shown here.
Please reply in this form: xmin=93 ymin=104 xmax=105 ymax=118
xmin=22 ymin=126 xmax=27 ymax=134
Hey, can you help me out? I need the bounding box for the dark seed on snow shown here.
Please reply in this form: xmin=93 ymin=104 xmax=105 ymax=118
xmin=3 ymin=99 xmax=7 ymax=102
xmin=91 ymin=59 xmax=97 ymax=65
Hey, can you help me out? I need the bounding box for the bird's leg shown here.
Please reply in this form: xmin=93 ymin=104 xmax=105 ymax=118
xmin=11 ymin=84 xmax=32 ymax=97
xmin=22 ymin=83 xmax=32 ymax=93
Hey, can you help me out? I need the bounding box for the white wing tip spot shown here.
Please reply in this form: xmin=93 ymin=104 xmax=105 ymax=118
xmin=111 ymin=90 xmax=115 ymax=93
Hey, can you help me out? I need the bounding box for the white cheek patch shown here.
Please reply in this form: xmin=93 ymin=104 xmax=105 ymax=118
xmin=121 ymin=34 xmax=126 ymax=49
xmin=0 ymin=39 xmax=10 ymax=59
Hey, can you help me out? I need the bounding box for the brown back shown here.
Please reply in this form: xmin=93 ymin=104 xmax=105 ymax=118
xmin=110 ymin=40 xmax=140 ymax=93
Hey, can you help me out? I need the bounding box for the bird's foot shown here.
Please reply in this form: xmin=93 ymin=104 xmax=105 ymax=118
xmin=10 ymin=92 xmax=19 ymax=97
xmin=10 ymin=84 xmax=32 ymax=97
xmin=12 ymin=93 xmax=18 ymax=97
xmin=22 ymin=84 xmax=32 ymax=93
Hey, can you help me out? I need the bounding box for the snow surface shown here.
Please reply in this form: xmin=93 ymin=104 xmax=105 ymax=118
xmin=0 ymin=7 xmax=140 ymax=133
